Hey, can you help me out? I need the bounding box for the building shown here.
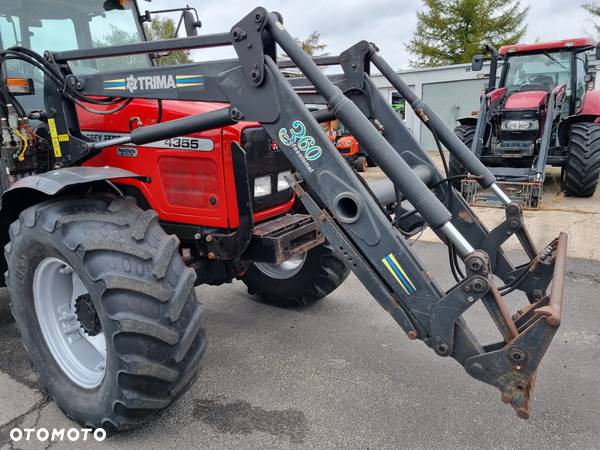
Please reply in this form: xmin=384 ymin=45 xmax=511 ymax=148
xmin=372 ymin=56 xmax=600 ymax=150
xmin=371 ymin=62 xmax=491 ymax=150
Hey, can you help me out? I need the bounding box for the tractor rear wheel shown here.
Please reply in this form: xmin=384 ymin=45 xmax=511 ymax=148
xmin=563 ymin=123 xmax=600 ymax=197
xmin=241 ymin=243 xmax=350 ymax=308
xmin=5 ymin=195 xmax=206 ymax=431
xmin=450 ymin=125 xmax=476 ymax=189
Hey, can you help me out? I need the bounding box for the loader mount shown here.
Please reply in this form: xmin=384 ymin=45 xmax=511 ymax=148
xmin=0 ymin=6 xmax=567 ymax=422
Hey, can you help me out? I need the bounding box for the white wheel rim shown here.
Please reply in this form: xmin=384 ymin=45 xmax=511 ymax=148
xmin=254 ymin=253 xmax=307 ymax=280
xmin=33 ymin=257 xmax=106 ymax=389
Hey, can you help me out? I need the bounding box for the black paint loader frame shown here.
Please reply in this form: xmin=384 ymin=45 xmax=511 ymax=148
xmin=43 ymin=7 xmax=567 ymax=419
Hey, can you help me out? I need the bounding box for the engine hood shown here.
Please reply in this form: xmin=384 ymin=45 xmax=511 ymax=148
xmin=504 ymin=91 xmax=548 ymax=110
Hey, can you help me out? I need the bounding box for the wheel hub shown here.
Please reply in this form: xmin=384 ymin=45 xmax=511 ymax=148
xmin=75 ymin=294 xmax=102 ymax=337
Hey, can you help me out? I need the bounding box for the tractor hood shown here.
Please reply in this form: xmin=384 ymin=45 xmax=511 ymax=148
xmin=504 ymin=91 xmax=548 ymax=110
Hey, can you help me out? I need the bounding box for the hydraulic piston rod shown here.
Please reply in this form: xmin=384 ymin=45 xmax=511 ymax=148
xmin=368 ymin=47 xmax=511 ymax=206
xmin=265 ymin=13 xmax=475 ymax=253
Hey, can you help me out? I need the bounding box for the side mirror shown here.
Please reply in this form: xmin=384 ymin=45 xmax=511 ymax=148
xmin=596 ymin=43 xmax=600 ymax=60
xmin=471 ymin=55 xmax=484 ymax=72
xmin=183 ymin=10 xmax=201 ymax=37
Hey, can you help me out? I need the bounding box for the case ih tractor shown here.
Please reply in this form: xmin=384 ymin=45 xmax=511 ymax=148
xmin=451 ymin=39 xmax=600 ymax=207
xmin=0 ymin=0 xmax=568 ymax=432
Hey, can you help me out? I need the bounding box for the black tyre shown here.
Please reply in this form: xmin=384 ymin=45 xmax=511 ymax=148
xmin=355 ymin=156 xmax=368 ymax=172
xmin=241 ymin=243 xmax=350 ymax=308
xmin=450 ymin=125 xmax=476 ymax=189
xmin=366 ymin=156 xmax=378 ymax=168
xmin=5 ymin=194 xmax=206 ymax=431
xmin=563 ymin=123 xmax=600 ymax=197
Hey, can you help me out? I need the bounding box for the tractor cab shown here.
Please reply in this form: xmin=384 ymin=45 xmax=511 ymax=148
xmin=497 ymin=38 xmax=594 ymax=119
xmin=0 ymin=0 xmax=202 ymax=110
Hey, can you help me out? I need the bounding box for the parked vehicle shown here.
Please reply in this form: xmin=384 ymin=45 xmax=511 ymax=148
xmin=452 ymin=39 xmax=600 ymax=207
xmin=0 ymin=1 xmax=567 ymax=431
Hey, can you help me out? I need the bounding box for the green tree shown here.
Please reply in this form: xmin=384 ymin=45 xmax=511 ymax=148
xmin=298 ymin=31 xmax=328 ymax=56
xmin=144 ymin=16 xmax=192 ymax=65
xmin=584 ymin=1 xmax=600 ymax=35
xmin=407 ymin=0 xmax=529 ymax=67
xmin=92 ymin=25 xmax=149 ymax=71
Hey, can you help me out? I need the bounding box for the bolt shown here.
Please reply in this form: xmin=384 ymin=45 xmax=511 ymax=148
xmin=508 ymin=347 xmax=527 ymax=364
xmin=254 ymin=12 xmax=262 ymax=22
xmin=469 ymin=260 xmax=482 ymax=271
xmin=205 ymin=235 xmax=214 ymax=243
xmin=209 ymin=196 xmax=217 ymax=206
xmin=207 ymin=252 xmax=217 ymax=260
xmin=232 ymin=28 xmax=246 ymax=41
xmin=407 ymin=330 xmax=418 ymax=340
xmin=435 ymin=343 xmax=450 ymax=356
xmin=194 ymin=233 xmax=202 ymax=240
xmin=468 ymin=296 xmax=475 ymax=303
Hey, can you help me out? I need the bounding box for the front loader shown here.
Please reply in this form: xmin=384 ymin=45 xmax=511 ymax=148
xmin=0 ymin=3 xmax=568 ymax=431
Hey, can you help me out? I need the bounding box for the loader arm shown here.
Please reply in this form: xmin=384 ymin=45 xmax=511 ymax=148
xmin=20 ymin=7 xmax=567 ymax=419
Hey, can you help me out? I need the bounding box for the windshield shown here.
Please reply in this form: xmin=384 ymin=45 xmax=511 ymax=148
xmin=502 ymin=51 xmax=572 ymax=93
xmin=0 ymin=0 xmax=150 ymax=73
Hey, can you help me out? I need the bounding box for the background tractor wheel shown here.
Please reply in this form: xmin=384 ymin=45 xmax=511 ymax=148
xmin=450 ymin=125 xmax=476 ymax=189
xmin=241 ymin=243 xmax=350 ymax=308
xmin=5 ymin=195 xmax=206 ymax=432
xmin=354 ymin=156 xmax=368 ymax=172
xmin=563 ymin=123 xmax=600 ymax=197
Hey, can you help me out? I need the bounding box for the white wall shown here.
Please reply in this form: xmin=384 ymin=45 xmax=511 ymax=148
xmin=372 ymin=62 xmax=492 ymax=145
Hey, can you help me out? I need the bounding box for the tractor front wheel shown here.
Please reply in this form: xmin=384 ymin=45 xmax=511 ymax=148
xmin=563 ymin=123 xmax=600 ymax=197
xmin=5 ymin=195 xmax=206 ymax=431
xmin=241 ymin=243 xmax=350 ymax=308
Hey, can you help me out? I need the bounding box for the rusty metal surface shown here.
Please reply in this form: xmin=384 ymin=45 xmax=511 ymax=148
xmin=461 ymin=179 xmax=542 ymax=209
xmin=464 ymin=232 xmax=567 ymax=419
xmin=246 ymin=214 xmax=324 ymax=265
xmin=535 ymin=232 xmax=568 ymax=326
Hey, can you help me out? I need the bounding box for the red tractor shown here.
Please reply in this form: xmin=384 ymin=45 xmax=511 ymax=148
xmin=451 ymin=38 xmax=600 ymax=207
xmin=326 ymin=119 xmax=368 ymax=171
xmin=0 ymin=1 xmax=569 ymax=432
xmin=0 ymin=0 xmax=350 ymax=429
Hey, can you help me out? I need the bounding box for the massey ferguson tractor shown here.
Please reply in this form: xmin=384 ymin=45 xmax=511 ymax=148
xmin=0 ymin=0 xmax=568 ymax=432
xmin=451 ymin=39 xmax=600 ymax=207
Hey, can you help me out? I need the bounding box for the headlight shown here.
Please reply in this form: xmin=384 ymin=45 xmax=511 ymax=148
xmin=254 ymin=175 xmax=272 ymax=198
xmin=501 ymin=119 xmax=539 ymax=131
xmin=277 ymin=170 xmax=293 ymax=191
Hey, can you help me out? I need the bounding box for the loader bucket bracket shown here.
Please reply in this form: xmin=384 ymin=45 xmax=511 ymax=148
xmin=465 ymin=233 xmax=567 ymax=419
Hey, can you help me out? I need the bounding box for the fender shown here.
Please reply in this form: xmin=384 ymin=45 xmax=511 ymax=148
xmin=457 ymin=116 xmax=479 ymax=127
xmin=557 ymin=90 xmax=600 ymax=146
xmin=580 ymin=90 xmax=600 ymax=117
xmin=1 ymin=166 xmax=143 ymax=217
xmin=0 ymin=166 xmax=142 ymax=287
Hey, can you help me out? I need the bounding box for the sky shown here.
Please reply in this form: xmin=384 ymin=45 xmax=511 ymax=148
xmin=141 ymin=0 xmax=597 ymax=69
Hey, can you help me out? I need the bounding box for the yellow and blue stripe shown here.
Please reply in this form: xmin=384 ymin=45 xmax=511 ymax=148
xmin=175 ymin=75 xmax=204 ymax=88
xmin=382 ymin=253 xmax=416 ymax=295
xmin=103 ymin=78 xmax=127 ymax=90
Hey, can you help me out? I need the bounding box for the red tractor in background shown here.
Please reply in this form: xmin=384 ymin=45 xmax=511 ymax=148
xmin=451 ymin=38 xmax=600 ymax=207
xmin=326 ymin=119 xmax=368 ymax=172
